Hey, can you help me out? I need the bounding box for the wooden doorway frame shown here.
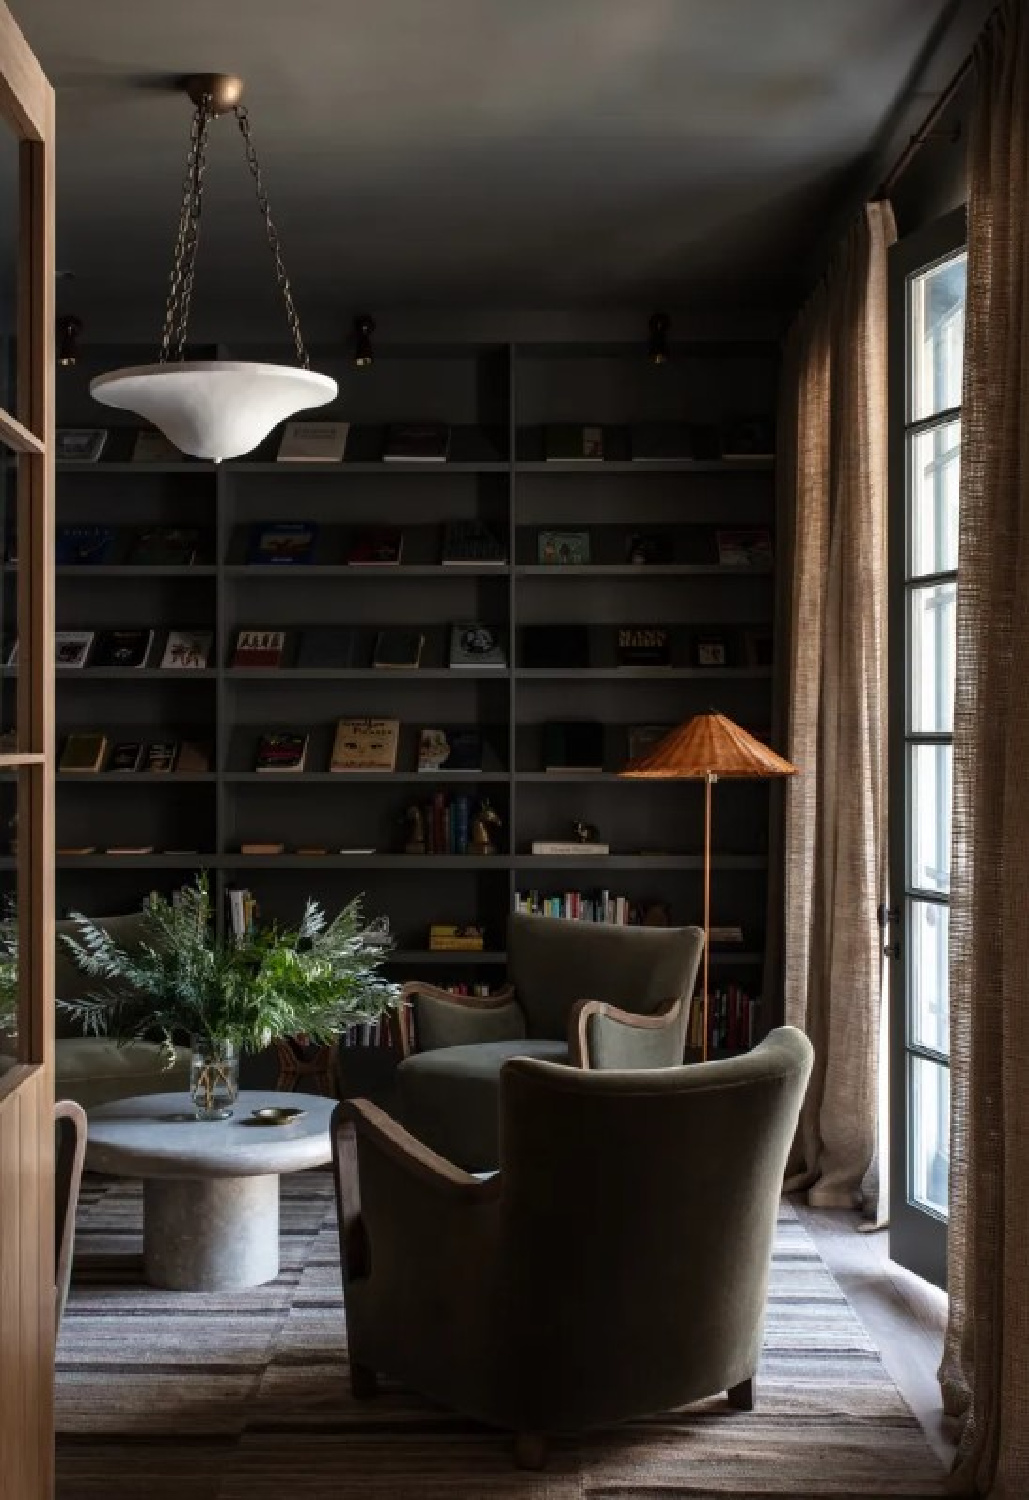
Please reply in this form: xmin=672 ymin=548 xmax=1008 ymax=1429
xmin=0 ymin=5 xmax=56 ymax=1498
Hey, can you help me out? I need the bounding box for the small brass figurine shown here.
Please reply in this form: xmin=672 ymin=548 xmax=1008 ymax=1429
xmin=403 ymin=803 xmax=426 ymax=855
xmin=572 ymin=819 xmax=600 ymax=844
xmin=469 ymin=798 xmax=502 ymax=856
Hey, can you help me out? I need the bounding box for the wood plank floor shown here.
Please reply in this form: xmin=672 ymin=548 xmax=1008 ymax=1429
xmin=794 ymin=1201 xmax=955 ymax=1469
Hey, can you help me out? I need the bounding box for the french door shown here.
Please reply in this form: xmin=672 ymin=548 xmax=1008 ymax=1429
xmin=0 ymin=6 xmax=57 ymax=1497
xmin=887 ymin=208 xmax=966 ymax=1290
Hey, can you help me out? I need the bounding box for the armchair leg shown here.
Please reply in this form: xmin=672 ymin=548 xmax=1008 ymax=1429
xmin=514 ymin=1432 xmax=548 ymax=1470
xmin=350 ymin=1360 xmax=379 ymax=1400
xmin=727 ymin=1376 xmax=755 ymax=1411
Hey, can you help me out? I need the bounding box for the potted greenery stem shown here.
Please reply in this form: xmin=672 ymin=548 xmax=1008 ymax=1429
xmin=60 ymin=874 xmax=399 ymax=1120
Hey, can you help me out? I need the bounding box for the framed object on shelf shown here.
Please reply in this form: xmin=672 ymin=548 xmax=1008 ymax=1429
xmin=692 ymin=633 xmax=730 ymax=668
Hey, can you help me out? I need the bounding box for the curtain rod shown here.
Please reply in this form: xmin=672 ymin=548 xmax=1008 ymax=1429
xmin=875 ymin=52 xmax=974 ymax=199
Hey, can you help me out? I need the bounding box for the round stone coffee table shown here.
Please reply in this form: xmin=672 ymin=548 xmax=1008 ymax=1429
xmin=85 ymin=1090 xmax=335 ymax=1292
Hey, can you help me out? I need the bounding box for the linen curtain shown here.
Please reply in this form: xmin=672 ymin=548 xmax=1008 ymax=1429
xmin=778 ymin=201 xmax=896 ymax=1208
xmin=940 ymin=4 xmax=1029 ymax=1494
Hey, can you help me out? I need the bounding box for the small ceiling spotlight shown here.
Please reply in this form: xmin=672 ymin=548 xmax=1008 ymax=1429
xmin=57 ymin=314 xmax=83 ymax=367
xmin=353 ymin=314 xmax=376 ymax=368
xmin=648 ymin=312 xmax=671 ymax=365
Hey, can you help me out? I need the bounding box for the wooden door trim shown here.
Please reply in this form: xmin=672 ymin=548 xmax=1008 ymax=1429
xmin=0 ymin=1059 xmax=42 ymax=1105
xmin=0 ymin=2 xmax=48 ymax=140
xmin=0 ymin=407 xmax=45 ymax=454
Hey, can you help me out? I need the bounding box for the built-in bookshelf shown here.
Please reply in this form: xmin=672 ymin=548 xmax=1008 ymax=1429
xmin=11 ymin=335 xmax=779 ymax=1064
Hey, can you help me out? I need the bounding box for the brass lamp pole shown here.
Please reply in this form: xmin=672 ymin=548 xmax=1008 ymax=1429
xmin=620 ymin=712 xmax=797 ymax=1060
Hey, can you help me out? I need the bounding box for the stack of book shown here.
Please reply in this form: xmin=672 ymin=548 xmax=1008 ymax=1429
xmin=428 ymin=924 xmax=485 ymax=952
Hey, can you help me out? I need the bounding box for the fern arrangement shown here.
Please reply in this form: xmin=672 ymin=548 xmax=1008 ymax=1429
xmin=0 ymin=903 xmax=17 ymax=1040
xmin=59 ymin=874 xmax=399 ymax=1061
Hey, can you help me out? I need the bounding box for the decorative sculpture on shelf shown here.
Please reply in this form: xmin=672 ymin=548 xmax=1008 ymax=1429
xmin=571 ymin=819 xmax=600 ymax=844
xmin=469 ymin=798 xmax=502 ymax=857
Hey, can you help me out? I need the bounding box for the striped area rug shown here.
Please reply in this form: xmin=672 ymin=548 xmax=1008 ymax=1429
xmin=56 ymin=1173 xmax=947 ymax=1499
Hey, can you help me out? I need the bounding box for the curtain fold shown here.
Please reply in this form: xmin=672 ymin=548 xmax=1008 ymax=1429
xmin=941 ymin=4 xmax=1029 ymax=1494
xmin=779 ymin=202 xmax=896 ymax=1208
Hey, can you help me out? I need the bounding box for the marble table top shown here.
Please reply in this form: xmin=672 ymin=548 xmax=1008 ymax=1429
xmin=85 ymin=1090 xmax=336 ymax=1180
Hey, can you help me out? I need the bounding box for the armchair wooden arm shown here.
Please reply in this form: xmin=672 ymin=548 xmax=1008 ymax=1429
xmin=569 ymin=994 xmax=686 ymax=1070
xmin=397 ymin=980 xmax=518 ymax=1057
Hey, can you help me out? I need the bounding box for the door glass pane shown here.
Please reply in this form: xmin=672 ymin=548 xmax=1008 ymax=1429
xmin=908 ymin=897 xmax=949 ymax=1055
xmin=909 ymin=743 xmax=952 ymax=895
xmin=910 ymin=253 xmax=967 ymax=421
xmin=909 ymin=581 xmax=956 ymax=733
xmin=909 ymin=419 xmax=960 ymax=576
xmin=910 ymin=1055 xmax=950 ymax=1215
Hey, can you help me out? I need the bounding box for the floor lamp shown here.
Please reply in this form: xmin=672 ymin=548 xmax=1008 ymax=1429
xmin=620 ymin=712 xmax=797 ymax=1060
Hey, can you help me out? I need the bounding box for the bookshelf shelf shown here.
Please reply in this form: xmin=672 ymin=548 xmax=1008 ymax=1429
xmin=41 ymin=334 xmax=779 ymax=1072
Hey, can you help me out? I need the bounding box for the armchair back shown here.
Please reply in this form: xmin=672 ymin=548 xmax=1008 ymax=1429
xmin=506 ymin=913 xmax=703 ymax=1039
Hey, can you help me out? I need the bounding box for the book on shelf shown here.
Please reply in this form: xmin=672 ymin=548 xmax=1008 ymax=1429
xmin=131 ymin=429 xmax=183 ymax=463
xmin=521 ymin=624 xmax=590 ymax=670
xmin=530 ymin=840 xmax=609 ymax=855
xmin=440 ymin=519 xmax=506 ymax=566
xmin=625 ymin=530 xmax=673 ymax=565
xmin=59 ymin=732 xmax=108 ymax=773
xmin=448 ymin=621 xmax=506 ymax=669
xmin=255 ymin=732 xmax=309 ymax=773
xmin=296 ymin=845 xmax=329 ymax=855
xmin=240 ymin=841 xmax=286 ymax=855
xmin=537 ymin=529 xmax=590 ymax=565
xmin=247 ymin=521 xmax=318 ymax=565
xmin=346 ymin=528 xmax=404 ymax=565
xmin=689 ymin=984 xmax=760 ymax=1052
xmin=625 ymin=723 xmax=672 ymax=762
xmin=91 ymin=628 xmax=154 ymax=669
xmin=515 ymin=889 xmax=655 ymax=924
xmin=276 ymin=421 xmax=350 ymax=462
xmin=429 ymin=923 xmax=485 ymax=952
xmin=160 ymin=630 xmax=213 ymax=669
xmin=331 ymin=717 xmax=400 ymax=772
xmin=721 ymin=415 xmax=774 ymax=460
xmin=175 ymin=740 xmax=212 ymax=773
xmin=410 ymin=790 xmax=477 ymax=855
xmin=55 ymin=524 xmax=118 ymax=565
xmin=56 ymin=428 xmax=107 ymax=463
xmin=107 ymin=740 xmax=144 ymax=772
xmin=56 ymin=846 xmax=97 ymax=856
xmin=104 ymin=846 xmax=155 ymax=856
xmin=615 ymin=626 xmax=671 ymax=667
xmin=382 ymin=422 xmax=450 ymax=462
xmin=145 ymin=742 xmax=179 ymax=772
xmin=232 ymin=630 xmax=286 ymax=668
xmin=372 ymin=629 xmax=424 ymax=669
xmin=226 ymin=886 xmax=259 ymax=942
xmin=709 ymin=925 xmax=745 ymax=944
xmin=295 ymin=627 xmax=365 ymax=669
xmin=544 ymin=424 xmax=604 ymax=461
xmin=127 ymin=527 xmax=200 ymax=566
xmin=52 ymin=631 xmax=94 ymax=669
xmin=338 ymin=846 xmax=376 ymax=854
xmin=542 ymin=720 xmax=604 ymax=773
xmin=417 ymin=726 xmax=483 ymax=773
xmin=715 ymin=528 xmax=773 ymax=567
xmin=742 ymin=628 xmax=773 ymax=667
xmin=629 ymin=422 xmax=694 ymax=462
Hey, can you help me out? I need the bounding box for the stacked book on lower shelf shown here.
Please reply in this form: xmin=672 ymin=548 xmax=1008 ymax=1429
xmin=688 ymin=985 xmax=761 ymax=1054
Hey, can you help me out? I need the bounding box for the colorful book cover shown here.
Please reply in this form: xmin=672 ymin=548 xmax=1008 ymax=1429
xmin=232 ymin=630 xmax=286 ymax=668
xmin=537 ymin=529 xmax=590 ymax=565
xmin=255 ymin=732 xmax=309 ymax=772
xmin=91 ymin=628 xmax=154 ymax=668
xmin=247 ymin=522 xmax=318 ymax=565
xmin=448 ymin=621 xmax=506 ymax=669
xmin=417 ymin=727 xmax=483 ymax=773
xmin=55 ymin=525 xmax=118 ymax=565
xmin=330 ymin=718 xmax=400 ymax=772
xmin=161 ymin=630 xmax=212 ymax=669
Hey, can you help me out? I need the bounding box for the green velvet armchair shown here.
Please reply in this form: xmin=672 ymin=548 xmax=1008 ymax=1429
xmin=332 ymin=1026 xmax=814 ymax=1468
xmin=395 ymin=912 xmax=705 ymax=1170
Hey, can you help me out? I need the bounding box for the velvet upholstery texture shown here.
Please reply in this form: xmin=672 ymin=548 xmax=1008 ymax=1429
xmin=334 ymin=1026 xmax=813 ymax=1461
xmin=54 ymin=915 xmax=190 ymax=1107
xmin=398 ymin=914 xmax=704 ymax=1170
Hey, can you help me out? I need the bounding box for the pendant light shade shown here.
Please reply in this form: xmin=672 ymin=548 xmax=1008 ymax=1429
xmin=90 ymin=74 xmax=337 ymax=461
xmin=90 ymin=361 xmax=336 ymax=463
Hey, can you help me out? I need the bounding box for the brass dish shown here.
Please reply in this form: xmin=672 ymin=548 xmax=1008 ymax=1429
xmin=249 ymin=1106 xmax=306 ymax=1126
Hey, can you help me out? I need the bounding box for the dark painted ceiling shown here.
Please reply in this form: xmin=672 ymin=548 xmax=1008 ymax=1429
xmin=11 ymin=0 xmax=959 ymax=335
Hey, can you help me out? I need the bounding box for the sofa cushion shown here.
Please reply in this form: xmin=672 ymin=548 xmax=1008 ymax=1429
xmin=398 ymin=1038 xmax=568 ymax=1172
xmin=56 ymin=1037 xmax=190 ymax=1111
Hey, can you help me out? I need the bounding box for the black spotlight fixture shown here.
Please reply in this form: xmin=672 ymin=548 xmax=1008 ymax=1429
xmin=647 ymin=312 xmax=670 ymax=365
xmin=353 ymin=314 xmax=376 ymax=368
xmin=56 ymin=314 xmax=83 ymax=367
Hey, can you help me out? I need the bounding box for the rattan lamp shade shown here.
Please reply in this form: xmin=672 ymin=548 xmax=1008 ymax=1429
xmin=619 ymin=712 xmax=797 ymax=1061
xmin=620 ymin=712 xmax=796 ymax=780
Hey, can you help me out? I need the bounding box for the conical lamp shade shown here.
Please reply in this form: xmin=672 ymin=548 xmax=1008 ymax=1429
xmin=620 ymin=711 xmax=797 ymax=779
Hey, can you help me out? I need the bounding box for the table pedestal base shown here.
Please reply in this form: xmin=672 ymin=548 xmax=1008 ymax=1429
xmin=144 ymin=1174 xmax=279 ymax=1290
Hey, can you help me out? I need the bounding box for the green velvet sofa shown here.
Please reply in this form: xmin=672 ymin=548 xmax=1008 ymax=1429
xmin=332 ymin=1026 xmax=814 ymax=1468
xmin=54 ymin=914 xmax=190 ymax=1109
xmin=395 ymin=913 xmax=706 ymax=1171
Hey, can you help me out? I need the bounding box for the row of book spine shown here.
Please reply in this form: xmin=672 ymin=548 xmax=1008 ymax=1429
xmin=514 ymin=889 xmax=649 ymax=924
xmin=420 ymin=792 xmax=473 ymax=855
xmin=688 ymin=985 xmax=760 ymax=1052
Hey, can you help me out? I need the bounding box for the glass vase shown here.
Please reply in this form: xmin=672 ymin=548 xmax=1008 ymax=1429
xmin=190 ymin=1037 xmax=239 ymax=1121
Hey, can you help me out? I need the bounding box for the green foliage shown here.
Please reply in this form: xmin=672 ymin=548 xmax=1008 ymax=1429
xmin=0 ymin=902 xmax=17 ymax=1039
xmin=59 ymin=874 xmax=399 ymax=1060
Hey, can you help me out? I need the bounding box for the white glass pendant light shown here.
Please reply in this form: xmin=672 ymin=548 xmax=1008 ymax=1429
xmin=90 ymin=74 xmax=336 ymax=462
